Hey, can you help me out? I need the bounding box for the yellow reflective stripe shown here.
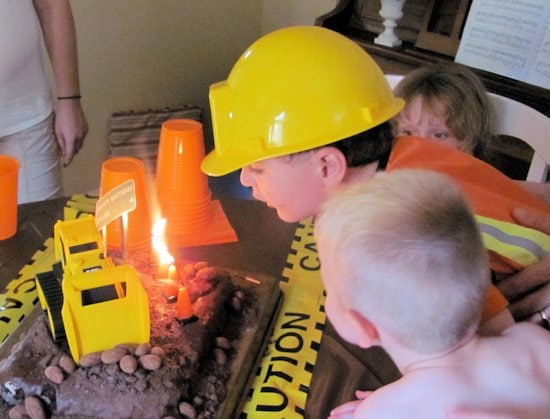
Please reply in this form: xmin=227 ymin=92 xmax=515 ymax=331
xmin=476 ymin=215 xmax=550 ymax=266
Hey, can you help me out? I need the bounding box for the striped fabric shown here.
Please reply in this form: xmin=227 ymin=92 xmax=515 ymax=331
xmin=108 ymin=105 xmax=203 ymax=175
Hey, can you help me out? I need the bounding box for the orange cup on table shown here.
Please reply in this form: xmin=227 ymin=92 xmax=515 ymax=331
xmin=0 ymin=156 xmax=20 ymax=240
xmin=99 ymin=157 xmax=152 ymax=251
xmin=155 ymin=119 xmax=213 ymax=243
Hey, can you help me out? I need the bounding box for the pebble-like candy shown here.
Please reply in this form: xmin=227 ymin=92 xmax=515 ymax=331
xmin=44 ymin=365 xmax=64 ymax=384
xmin=139 ymin=354 xmax=162 ymax=371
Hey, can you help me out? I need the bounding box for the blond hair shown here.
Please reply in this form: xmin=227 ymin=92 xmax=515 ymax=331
xmin=315 ymin=169 xmax=489 ymax=353
xmin=393 ymin=63 xmax=493 ymax=158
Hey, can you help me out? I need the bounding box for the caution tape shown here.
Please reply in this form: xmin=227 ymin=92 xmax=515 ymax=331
xmin=2 ymin=198 xmax=327 ymax=417
xmin=242 ymin=218 xmax=326 ymax=418
xmin=65 ymin=193 xmax=99 ymax=218
xmin=0 ymin=196 xmax=95 ymax=344
xmin=0 ymin=240 xmax=55 ymax=344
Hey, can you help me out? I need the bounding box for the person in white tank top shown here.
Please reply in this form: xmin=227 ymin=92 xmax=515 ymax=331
xmin=0 ymin=0 xmax=88 ymax=203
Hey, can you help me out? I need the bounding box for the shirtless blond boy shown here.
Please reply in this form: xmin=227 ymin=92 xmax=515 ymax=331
xmin=316 ymin=169 xmax=550 ymax=419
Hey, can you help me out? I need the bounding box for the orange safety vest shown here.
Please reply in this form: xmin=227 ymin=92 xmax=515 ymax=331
xmin=389 ymin=136 xmax=550 ymax=319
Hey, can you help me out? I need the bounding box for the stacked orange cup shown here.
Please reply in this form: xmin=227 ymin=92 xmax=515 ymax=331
xmin=0 ymin=156 xmax=20 ymax=240
xmin=155 ymin=119 xmax=213 ymax=247
xmin=99 ymin=157 xmax=152 ymax=252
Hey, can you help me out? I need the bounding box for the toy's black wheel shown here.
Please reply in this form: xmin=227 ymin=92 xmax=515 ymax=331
xmin=35 ymin=272 xmax=66 ymax=342
xmin=52 ymin=262 xmax=63 ymax=281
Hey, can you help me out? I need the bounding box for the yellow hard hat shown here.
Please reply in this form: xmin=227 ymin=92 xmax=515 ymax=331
xmin=201 ymin=25 xmax=404 ymax=176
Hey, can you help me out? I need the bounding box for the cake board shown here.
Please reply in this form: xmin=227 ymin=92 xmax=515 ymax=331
xmin=216 ymin=270 xmax=283 ymax=418
xmin=0 ymin=268 xmax=283 ymax=418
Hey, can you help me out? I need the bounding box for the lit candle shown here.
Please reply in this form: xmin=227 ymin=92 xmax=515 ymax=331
xmin=157 ymin=262 xmax=169 ymax=279
xmin=152 ymin=217 xmax=174 ymax=278
xmin=168 ymin=264 xmax=178 ymax=280
xmin=176 ymin=287 xmax=193 ymax=320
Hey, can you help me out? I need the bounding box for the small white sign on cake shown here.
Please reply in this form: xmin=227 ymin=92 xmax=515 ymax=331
xmin=95 ymin=179 xmax=136 ymax=231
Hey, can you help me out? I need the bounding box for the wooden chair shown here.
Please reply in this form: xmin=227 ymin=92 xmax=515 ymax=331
xmin=385 ymin=74 xmax=550 ymax=182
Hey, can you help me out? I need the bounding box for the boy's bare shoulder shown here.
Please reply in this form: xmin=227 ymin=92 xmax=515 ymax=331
xmin=500 ymin=322 xmax=550 ymax=361
xmin=356 ymin=372 xmax=452 ymax=417
xmin=503 ymin=322 xmax=550 ymax=342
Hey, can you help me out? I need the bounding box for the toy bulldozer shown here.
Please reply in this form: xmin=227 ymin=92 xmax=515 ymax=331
xmin=35 ymin=215 xmax=150 ymax=364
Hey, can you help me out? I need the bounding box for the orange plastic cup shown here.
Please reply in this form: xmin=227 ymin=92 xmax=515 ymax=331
xmin=0 ymin=156 xmax=19 ymax=240
xmin=155 ymin=119 xmax=213 ymax=244
xmin=100 ymin=157 xmax=152 ymax=251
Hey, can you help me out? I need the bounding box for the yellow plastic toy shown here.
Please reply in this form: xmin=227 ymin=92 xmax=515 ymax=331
xmin=35 ymin=215 xmax=150 ymax=364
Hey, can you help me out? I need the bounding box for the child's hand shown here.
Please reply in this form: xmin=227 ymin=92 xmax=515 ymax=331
xmin=353 ymin=390 xmax=373 ymax=400
xmin=55 ymin=100 xmax=89 ymax=166
xmin=328 ymin=391 xmax=373 ymax=418
xmin=497 ymin=208 xmax=550 ymax=329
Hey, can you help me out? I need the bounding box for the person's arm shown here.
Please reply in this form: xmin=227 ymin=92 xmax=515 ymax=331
xmin=33 ymin=0 xmax=88 ymax=166
xmin=329 ymin=391 xmax=372 ymax=419
xmin=496 ymin=208 xmax=550 ymax=328
xmin=477 ymin=309 xmax=515 ymax=335
xmin=515 ymin=181 xmax=550 ymax=205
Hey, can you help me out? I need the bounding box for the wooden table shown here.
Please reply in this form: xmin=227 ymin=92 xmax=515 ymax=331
xmin=0 ymin=197 xmax=296 ymax=292
xmin=0 ymin=198 xmax=66 ymax=289
xmin=0 ymin=196 xmax=400 ymax=418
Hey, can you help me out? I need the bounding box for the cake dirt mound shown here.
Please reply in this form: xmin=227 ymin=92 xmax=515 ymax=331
xmin=0 ymin=260 xmax=280 ymax=418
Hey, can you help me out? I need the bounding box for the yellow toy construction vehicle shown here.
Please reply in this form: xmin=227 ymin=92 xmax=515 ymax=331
xmin=35 ymin=215 xmax=150 ymax=364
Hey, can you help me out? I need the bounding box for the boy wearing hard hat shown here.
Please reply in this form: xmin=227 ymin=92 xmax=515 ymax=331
xmin=201 ymin=26 xmax=550 ymax=415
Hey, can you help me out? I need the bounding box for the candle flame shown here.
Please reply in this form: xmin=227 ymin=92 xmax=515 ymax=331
xmin=152 ymin=218 xmax=174 ymax=265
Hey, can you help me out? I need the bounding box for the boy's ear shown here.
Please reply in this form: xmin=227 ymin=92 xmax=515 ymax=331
xmin=314 ymin=147 xmax=347 ymax=187
xmin=345 ymin=309 xmax=380 ymax=348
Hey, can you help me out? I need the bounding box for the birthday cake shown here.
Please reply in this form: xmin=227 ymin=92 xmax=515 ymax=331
xmin=0 ymin=257 xmax=281 ymax=418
